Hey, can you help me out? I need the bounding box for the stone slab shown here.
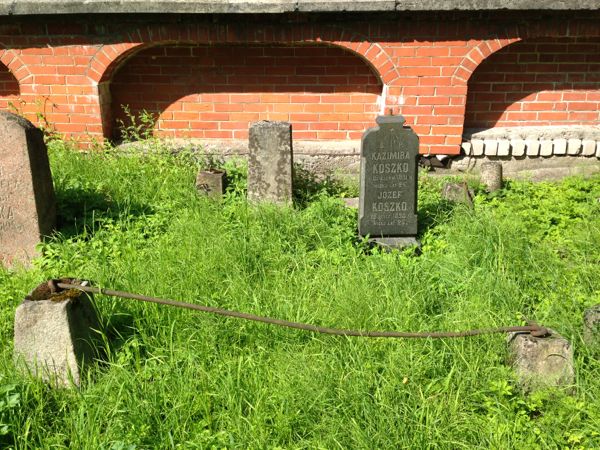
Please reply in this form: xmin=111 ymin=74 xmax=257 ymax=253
xmin=14 ymin=281 xmax=100 ymax=387
xmin=359 ymin=115 xmax=419 ymax=238
xmin=508 ymin=330 xmax=574 ymax=392
xmin=2 ymin=0 xmax=597 ymax=15
xmin=248 ymin=121 xmax=293 ymax=205
xmin=0 ymin=112 xmax=56 ymax=267
xmin=369 ymin=236 xmax=420 ymax=251
xmin=540 ymin=140 xmax=553 ymax=157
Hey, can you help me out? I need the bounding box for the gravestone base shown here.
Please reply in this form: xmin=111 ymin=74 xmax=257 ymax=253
xmin=14 ymin=282 xmax=100 ymax=388
xmin=507 ymin=330 xmax=574 ymax=393
xmin=370 ymin=237 xmax=421 ymax=252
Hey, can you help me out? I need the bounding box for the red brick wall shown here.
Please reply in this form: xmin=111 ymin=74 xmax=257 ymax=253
xmin=465 ymin=38 xmax=600 ymax=129
xmin=110 ymin=44 xmax=382 ymax=141
xmin=0 ymin=13 xmax=598 ymax=154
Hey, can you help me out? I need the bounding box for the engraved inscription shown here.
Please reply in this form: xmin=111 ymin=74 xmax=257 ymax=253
xmin=359 ymin=116 xmax=419 ymax=237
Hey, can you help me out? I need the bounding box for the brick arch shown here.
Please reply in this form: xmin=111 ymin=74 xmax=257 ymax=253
xmin=452 ymin=37 xmax=522 ymax=84
xmin=85 ymin=24 xmax=398 ymax=86
xmin=0 ymin=48 xmax=32 ymax=84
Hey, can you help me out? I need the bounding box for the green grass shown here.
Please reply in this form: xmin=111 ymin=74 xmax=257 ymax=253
xmin=1 ymin=140 xmax=600 ymax=449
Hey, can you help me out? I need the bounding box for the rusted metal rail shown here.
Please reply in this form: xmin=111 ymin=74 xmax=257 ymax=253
xmin=55 ymin=281 xmax=551 ymax=339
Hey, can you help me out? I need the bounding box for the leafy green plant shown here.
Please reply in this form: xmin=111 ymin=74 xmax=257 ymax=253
xmin=116 ymin=105 xmax=157 ymax=143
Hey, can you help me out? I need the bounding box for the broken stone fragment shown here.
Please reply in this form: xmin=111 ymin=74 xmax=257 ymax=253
xmin=508 ymin=330 xmax=574 ymax=392
xmin=14 ymin=281 xmax=101 ymax=388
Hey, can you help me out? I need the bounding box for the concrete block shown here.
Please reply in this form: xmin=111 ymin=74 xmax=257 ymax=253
xmin=471 ymin=139 xmax=484 ymax=156
xmin=553 ymin=138 xmax=567 ymax=155
xmin=461 ymin=141 xmax=472 ymax=156
xmin=510 ymin=139 xmax=525 ymax=157
xmin=597 ymin=141 xmax=600 ymax=158
xmin=508 ymin=330 xmax=574 ymax=392
xmin=484 ymin=139 xmax=498 ymax=156
xmin=567 ymin=138 xmax=582 ymax=156
xmin=540 ymin=140 xmax=553 ymax=157
xmin=497 ymin=139 xmax=510 ymax=156
xmin=526 ymin=139 xmax=540 ymax=157
xmin=14 ymin=280 xmax=100 ymax=387
xmin=582 ymin=139 xmax=596 ymax=156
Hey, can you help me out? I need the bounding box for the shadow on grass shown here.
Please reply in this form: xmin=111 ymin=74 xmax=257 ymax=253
xmin=54 ymin=186 xmax=153 ymax=239
xmin=292 ymin=164 xmax=353 ymax=208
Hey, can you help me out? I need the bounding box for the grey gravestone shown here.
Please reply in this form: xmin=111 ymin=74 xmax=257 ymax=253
xmin=14 ymin=280 xmax=100 ymax=388
xmin=359 ymin=116 xmax=419 ymax=249
xmin=248 ymin=121 xmax=293 ymax=205
xmin=508 ymin=330 xmax=574 ymax=392
xmin=583 ymin=305 xmax=600 ymax=347
xmin=0 ymin=111 xmax=56 ymax=266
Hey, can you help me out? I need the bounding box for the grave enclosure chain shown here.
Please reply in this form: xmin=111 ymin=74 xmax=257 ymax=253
xmin=56 ymin=282 xmax=551 ymax=339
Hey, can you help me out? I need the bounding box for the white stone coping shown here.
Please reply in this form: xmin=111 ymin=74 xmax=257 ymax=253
xmin=0 ymin=0 xmax=598 ymax=15
xmin=462 ymin=126 xmax=600 ymax=158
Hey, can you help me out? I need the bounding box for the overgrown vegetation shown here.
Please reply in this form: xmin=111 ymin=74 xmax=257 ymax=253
xmin=0 ymin=138 xmax=599 ymax=449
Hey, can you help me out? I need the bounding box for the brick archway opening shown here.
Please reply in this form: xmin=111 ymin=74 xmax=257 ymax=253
xmin=101 ymin=43 xmax=383 ymax=143
xmin=465 ymin=37 xmax=600 ymax=131
xmin=0 ymin=63 xmax=20 ymax=110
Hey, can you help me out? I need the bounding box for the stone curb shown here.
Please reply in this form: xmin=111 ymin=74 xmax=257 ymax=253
xmin=461 ymin=138 xmax=600 ymax=158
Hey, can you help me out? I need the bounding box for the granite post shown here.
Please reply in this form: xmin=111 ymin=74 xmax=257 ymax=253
xmin=358 ymin=115 xmax=419 ymax=249
xmin=480 ymin=162 xmax=503 ymax=192
xmin=0 ymin=111 xmax=56 ymax=266
xmin=248 ymin=121 xmax=293 ymax=205
xmin=508 ymin=330 xmax=574 ymax=392
xmin=14 ymin=280 xmax=100 ymax=388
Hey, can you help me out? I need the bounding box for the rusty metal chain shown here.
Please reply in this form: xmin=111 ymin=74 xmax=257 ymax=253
xmin=56 ymin=281 xmax=550 ymax=339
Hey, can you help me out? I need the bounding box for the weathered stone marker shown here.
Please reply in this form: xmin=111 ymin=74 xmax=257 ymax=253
xmin=508 ymin=330 xmax=574 ymax=392
xmin=14 ymin=279 xmax=100 ymax=388
xmin=196 ymin=169 xmax=226 ymax=198
xmin=583 ymin=305 xmax=600 ymax=347
xmin=248 ymin=121 xmax=293 ymax=205
xmin=480 ymin=161 xmax=503 ymax=192
xmin=441 ymin=182 xmax=473 ymax=208
xmin=0 ymin=111 xmax=56 ymax=266
xmin=359 ymin=115 xmax=419 ymax=249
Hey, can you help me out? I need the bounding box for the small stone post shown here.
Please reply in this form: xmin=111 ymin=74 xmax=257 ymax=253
xmin=0 ymin=112 xmax=56 ymax=266
xmin=14 ymin=280 xmax=101 ymax=388
xmin=508 ymin=330 xmax=574 ymax=392
xmin=480 ymin=161 xmax=503 ymax=192
xmin=248 ymin=121 xmax=293 ymax=205
xmin=196 ymin=169 xmax=226 ymax=198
